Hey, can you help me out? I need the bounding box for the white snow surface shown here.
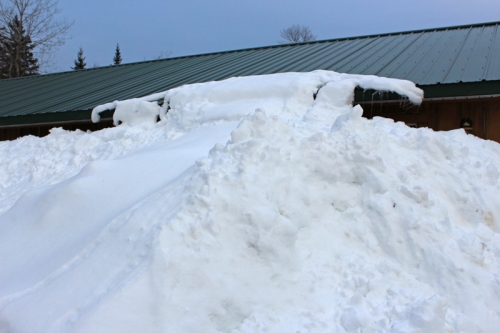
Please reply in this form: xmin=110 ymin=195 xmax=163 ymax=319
xmin=0 ymin=70 xmax=499 ymax=333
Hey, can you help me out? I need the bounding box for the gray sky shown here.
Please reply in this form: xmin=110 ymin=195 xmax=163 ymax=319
xmin=52 ymin=0 xmax=500 ymax=73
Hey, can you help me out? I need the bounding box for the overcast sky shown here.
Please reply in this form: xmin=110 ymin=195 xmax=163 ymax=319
xmin=51 ymin=0 xmax=500 ymax=73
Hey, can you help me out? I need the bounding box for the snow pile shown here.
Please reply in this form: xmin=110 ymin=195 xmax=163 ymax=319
xmin=1 ymin=71 xmax=499 ymax=333
xmin=112 ymin=100 xmax=162 ymax=126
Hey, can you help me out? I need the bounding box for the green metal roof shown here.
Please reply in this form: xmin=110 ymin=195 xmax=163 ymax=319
xmin=1 ymin=21 xmax=500 ymax=124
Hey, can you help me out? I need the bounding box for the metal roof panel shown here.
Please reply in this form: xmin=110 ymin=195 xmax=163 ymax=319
xmin=486 ymin=24 xmax=500 ymax=81
xmin=459 ymin=25 xmax=495 ymax=82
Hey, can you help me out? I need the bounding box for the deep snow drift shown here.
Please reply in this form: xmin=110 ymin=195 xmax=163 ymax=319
xmin=1 ymin=71 xmax=500 ymax=333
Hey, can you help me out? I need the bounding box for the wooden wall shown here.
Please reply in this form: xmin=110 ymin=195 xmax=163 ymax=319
xmin=0 ymin=119 xmax=114 ymax=141
xmin=1 ymin=99 xmax=499 ymax=143
xmin=360 ymin=97 xmax=500 ymax=143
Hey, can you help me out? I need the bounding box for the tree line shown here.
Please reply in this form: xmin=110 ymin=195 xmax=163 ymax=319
xmin=94 ymin=24 xmax=316 ymax=69
xmin=1 ymin=0 xmax=316 ymax=80
xmin=72 ymin=44 xmax=122 ymax=70
xmin=72 ymin=24 xmax=316 ymax=70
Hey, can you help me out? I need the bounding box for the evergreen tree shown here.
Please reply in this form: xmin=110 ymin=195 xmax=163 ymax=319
xmin=0 ymin=0 xmax=73 ymax=71
xmin=0 ymin=16 xmax=39 ymax=79
xmin=72 ymin=47 xmax=86 ymax=70
xmin=113 ymin=43 xmax=122 ymax=65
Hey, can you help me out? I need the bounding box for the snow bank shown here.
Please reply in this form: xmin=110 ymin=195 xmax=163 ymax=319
xmin=1 ymin=71 xmax=499 ymax=333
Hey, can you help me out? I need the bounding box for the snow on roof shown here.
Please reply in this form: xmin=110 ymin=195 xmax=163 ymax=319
xmin=91 ymin=70 xmax=423 ymax=125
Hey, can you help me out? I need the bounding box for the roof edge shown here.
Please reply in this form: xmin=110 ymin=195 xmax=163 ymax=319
xmin=0 ymin=109 xmax=113 ymax=126
xmin=353 ymin=80 xmax=500 ymax=102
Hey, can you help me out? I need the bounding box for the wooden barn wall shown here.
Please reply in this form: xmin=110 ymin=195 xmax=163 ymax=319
xmin=361 ymin=98 xmax=500 ymax=143
xmin=0 ymin=119 xmax=114 ymax=142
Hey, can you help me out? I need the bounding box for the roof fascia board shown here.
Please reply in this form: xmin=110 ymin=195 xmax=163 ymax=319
xmin=0 ymin=109 xmax=113 ymax=126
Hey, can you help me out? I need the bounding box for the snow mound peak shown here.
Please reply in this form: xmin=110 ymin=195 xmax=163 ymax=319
xmin=113 ymin=99 xmax=161 ymax=126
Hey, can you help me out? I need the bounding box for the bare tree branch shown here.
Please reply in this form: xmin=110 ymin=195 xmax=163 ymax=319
xmin=280 ymin=24 xmax=317 ymax=43
xmin=0 ymin=0 xmax=73 ymax=71
xmin=154 ymin=50 xmax=172 ymax=60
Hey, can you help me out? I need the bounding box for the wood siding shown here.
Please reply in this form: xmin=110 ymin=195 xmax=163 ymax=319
xmin=360 ymin=98 xmax=500 ymax=143
xmin=0 ymin=119 xmax=114 ymax=141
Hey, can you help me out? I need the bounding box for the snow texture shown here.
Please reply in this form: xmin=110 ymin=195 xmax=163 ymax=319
xmin=1 ymin=70 xmax=499 ymax=333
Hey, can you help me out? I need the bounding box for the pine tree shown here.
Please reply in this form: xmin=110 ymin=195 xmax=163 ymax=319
xmin=0 ymin=16 xmax=39 ymax=79
xmin=113 ymin=43 xmax=122 ymax=65
xmin=0 ymin=0 xmax=73 ymax=71
xmin=72 ymin=47 xmax=86 ymax=70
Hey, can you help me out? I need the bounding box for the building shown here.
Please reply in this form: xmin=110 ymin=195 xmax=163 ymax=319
xmin=1 ymin=21 xmax=499 ymax=142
